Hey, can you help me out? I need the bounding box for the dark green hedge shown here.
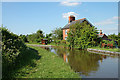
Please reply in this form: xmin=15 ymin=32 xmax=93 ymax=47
xmin=1 ymin=27 xmax=27 ymax=64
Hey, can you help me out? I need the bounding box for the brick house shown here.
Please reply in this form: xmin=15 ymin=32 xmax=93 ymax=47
xmin=62 ymin=15 xmax=93 ymax=40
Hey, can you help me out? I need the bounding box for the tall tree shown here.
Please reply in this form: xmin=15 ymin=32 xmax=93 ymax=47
xmin=108 ymin=33 xmax=118 ymax=40
xmin=67 ymin=21 xmax=98 ymax=49
xmin=27 ymin=29 xmax=44 ymax=43
xmin=19 ymin=34 xmax=28 ymax=42
xmin=51 ymin=27 xmax=63 ymax=41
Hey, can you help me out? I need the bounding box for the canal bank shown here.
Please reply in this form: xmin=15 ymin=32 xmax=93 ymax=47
xmin=87 ymin=48 xmax=120 ymax=56
xmin=42 ymin=46 xmax=118 ymax=78
xmin=26 ymin=44 xmax=118 ymax=78
xmin=18 ymin=45 xmax=80 ymax=78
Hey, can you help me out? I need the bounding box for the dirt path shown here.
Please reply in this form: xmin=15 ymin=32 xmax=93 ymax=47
xmin=26 ymin=44 xmax=53 ymax=47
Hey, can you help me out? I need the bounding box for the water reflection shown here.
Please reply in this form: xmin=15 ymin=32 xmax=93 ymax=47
xmin=68 ymin=50 xmax=101 ymax=76
xmin=40 ymin=46 xmax=118 ymax=78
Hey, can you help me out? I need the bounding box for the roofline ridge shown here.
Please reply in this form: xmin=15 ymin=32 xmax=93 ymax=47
xmin=75 ymin=18 xmax=86 ymax=21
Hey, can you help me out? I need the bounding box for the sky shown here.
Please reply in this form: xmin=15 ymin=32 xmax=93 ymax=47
xmin=2 ymin=2 xmax=118 ymax=35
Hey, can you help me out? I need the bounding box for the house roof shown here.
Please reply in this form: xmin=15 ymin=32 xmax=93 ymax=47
xmin=62 ymin=18 xmax=93 ymax=29
xmin=97 ymin=34 xmax=105 ymax=38
xmin=97 ymin=34 xmax=108 ymax=38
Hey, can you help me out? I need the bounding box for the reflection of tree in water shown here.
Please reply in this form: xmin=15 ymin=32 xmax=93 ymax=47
xmin=54 ymin=47 xmax=68 ymax=58
xmin=68 ymin=50 xmax=101 ymax=76
xmin=47 ymin=47 xmax=113 ymax=76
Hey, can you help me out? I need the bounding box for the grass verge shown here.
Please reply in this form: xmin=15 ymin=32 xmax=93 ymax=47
xmin=90 ymin=46 xmax=120 ymax=52
xmin=4 ymin=45 xmax=79 ymax=78
xmin=25 ymin=46 xmax=79 ymax=78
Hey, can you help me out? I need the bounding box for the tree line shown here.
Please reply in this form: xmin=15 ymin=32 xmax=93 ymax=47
xmin=19 ymin=27 xmax=63 ymax=44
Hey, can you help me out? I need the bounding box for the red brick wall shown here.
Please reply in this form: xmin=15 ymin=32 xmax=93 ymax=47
xmin=63 ymin=29 xmax=70 ymax=40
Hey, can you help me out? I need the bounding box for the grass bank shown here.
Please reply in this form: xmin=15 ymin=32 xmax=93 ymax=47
xmin=5 ymin=45 xmax=79 ymax=78
xmin=90 ymin=46 xmax=120 ymax=52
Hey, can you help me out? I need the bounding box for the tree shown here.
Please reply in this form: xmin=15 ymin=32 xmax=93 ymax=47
xmin=1 ymin=27 xmax=27 ymax=63
xmin=36 ymin=29 xmax=44 ymax=38
xmin=46 ymin=33 xmax=52 ymax=38
xmin=45 ymin=33 xmax=52 ymax=43
xmin=67 ymin=21 xmax=98 ymax=49
xmin=108 ymin=33 xmax=118 ymax=41
xmin=19 ymin=34 xmax=28 ymax=42
xmin=27 ymin=29 xmax=44 ymax=43
xmin=51 ymin=27 xmax=63 ymax=41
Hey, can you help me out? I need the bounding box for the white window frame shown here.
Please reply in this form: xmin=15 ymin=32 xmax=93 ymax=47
xmin=65 ymin=30 xmax=67 ymax=35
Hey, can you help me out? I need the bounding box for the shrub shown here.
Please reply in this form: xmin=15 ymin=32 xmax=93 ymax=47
xmin=118 ymin=39 xmax=120 ymax=48
xmin=1 ymin=27 xmax=27 ymax=64
xmin=102 ymin=40 xmax=107 ymax=44
xmin=55 ymin=40 xmax=61 ymax=44
xmin=111 ymin=40 xmax=115 ymax=47
xmin=60 ymin=40 xmax=66 ymax=44
xmin=67 ymin=21 xmax=98 ymax=49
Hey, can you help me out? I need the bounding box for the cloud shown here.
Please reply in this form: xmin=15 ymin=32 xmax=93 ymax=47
xmin=60 ymin=1 xmax=81 ymax=6
xmin=94 ymin=16 xmax=119 ymax=26
xmin=62 ymin=12 xmax=79 ymax=19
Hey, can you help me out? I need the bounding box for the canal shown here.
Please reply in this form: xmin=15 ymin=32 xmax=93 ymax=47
xmin=41 ymin=46 xmax=118 ymax=78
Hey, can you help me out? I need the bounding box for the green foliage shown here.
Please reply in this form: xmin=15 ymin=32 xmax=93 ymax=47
xmin=108 ymin=33 xmax=118 ymax=41
xmin=24 ymin=46 xmax=79 ymax=78
xmin=61 ymin=40 xmax=66 ymax=44
xmin=1 ymin=27 xmax=27 ymax=64
xmin=46 ymin=33 xmax=52 ymax=38
xmin=55 ymin=40 xmax=61 ymax=44
xmin=51 ymin=27 xmax=63 ymax=41
xmin=19 ymin=34 xmax=28 ymax=42
xmin=99 ymin=42 xmax=102 ymax=48
xmin=111 ymin=40 xmax=115 ymax=46
xmin=60 ymin=40 xmax=70 ymax=47
xmin=45 ymin=33 xmax=52 ymax=43
xmin=102 ymin=40 xmax=108 ymax=44
xmin=102 ymin=40 xmax=115 ymax=45
xmin=118 ymin=39 xmax=120 ymax=47
xmin=67 ymin=21 xmax=98 ymax=49
xmin=27 ymin=29 xmax=44 ymax=43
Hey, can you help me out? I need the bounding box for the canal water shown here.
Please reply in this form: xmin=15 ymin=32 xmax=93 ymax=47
xmin=42 ymin=46 xmax=118 ymax=78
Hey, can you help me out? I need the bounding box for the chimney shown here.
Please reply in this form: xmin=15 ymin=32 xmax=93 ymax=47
xmin=68 ymin=15 xmax=75 ymax=23
xmin=100 ymin=30 xmax=102 ymax=34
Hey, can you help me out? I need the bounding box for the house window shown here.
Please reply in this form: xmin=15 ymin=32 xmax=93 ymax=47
xmin=65 ymin=30 xmax=67 ymax=35
xmin=65 ymin=37 xmax=67 ymax=40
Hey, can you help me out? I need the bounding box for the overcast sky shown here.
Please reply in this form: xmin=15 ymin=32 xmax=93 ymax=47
xmin=2 ymin=2 xmax=118 ymax=35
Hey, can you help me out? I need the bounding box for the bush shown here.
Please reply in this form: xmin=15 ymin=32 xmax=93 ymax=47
xmin=111 ymin=40 xmax=115 ymax=47
xmin=55 ymin=40 xmax=61 ymax=44
xmin=118 ymin=39 xmax=120 ymax=48
xmin=102 ymin=40 xmax=108 ymax=44
xmin=67 ymin=21 xmax=98 ymax=49
xmin=1 ymin=27 xmax=27 ymax=64
xmin=60 ymin=40 xmax=66 ymax=44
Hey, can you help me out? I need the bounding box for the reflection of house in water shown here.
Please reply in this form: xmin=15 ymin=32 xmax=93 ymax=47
xmin=63 ymin=53 xmax=68 ymax=63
